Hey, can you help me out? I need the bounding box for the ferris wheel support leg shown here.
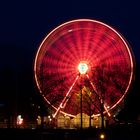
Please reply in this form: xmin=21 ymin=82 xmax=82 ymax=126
xmin=86 ymin=74 xmax=111 ymax=117
xmin=52 ymin=75 xmax=79 ymax=118
xmin=104 ymin=104 xmax=111 ymax=117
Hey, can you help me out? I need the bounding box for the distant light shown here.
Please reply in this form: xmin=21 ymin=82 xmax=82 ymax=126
xmin=78 ymin=62 xmax=88 ymax=74
xmin=17 ymin=115 xmax=23 ymax=125
xmin=100 ymin=133 xmax=105 ymax=139
xmin=95 ymin=125 xmax=98 ymax=128
xmin=37 ymin=116 xmax=41 ymax=125
xmin=107 ymin=105 xmax=110 ymax=109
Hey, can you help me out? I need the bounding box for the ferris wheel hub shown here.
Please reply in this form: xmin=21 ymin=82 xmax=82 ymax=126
xmin=78 ymin=62 xmax=88 ymax=74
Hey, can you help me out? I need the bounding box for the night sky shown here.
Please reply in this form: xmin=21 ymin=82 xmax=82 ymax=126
xmin=0 ymin=0 xmax=140 ymax=121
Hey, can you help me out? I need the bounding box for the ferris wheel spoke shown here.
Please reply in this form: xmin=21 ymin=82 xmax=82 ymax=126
xmin=85 ymin=93 xmax=102 ymax=113
xmin=86 ymin=74 xmax=100 ymax=100
xmin=53 ymin=75 xmax=79 ymax=118
xmin=86 ymin=74 xmax=111 ymax=116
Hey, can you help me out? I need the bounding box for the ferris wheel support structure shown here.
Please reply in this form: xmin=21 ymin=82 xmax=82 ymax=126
xmin=34 ymin=19 xmax=135 ymax=127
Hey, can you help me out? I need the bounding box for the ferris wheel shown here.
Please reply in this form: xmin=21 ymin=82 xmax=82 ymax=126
xmin=34 ymin=19 xmax=134 ymax=118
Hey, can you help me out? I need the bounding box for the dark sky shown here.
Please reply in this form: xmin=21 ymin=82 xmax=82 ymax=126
xmin=0 ymin=0 xmax=140 ymax=120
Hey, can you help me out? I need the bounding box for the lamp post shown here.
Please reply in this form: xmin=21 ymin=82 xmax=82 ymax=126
xmin=78 ymin=62 xmax=88 ymax=129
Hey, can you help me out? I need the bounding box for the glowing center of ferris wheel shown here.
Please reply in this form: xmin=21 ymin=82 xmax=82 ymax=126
xmin=78 ymin=62 xmax=88 ymax=74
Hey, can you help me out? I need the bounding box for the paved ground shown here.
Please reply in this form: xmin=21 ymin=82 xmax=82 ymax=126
xmin=0 ymin=125 xmax=139 ymax=140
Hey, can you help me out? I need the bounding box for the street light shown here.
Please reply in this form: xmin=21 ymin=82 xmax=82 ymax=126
xmin=99 ymin=133 xmax=105 ymax=139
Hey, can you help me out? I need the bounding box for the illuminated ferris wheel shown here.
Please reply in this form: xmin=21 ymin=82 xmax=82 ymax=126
xmin=34 ymin=19 xmax=134 ymax=118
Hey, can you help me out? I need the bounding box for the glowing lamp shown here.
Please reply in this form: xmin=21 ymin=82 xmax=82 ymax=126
xmin=78 ymin=62 xmax=88 ymax=74
xmin=17 ymin=115 xmax=23 ymax=125
xmin=99 ymin=133 xmax=105 ymax=139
